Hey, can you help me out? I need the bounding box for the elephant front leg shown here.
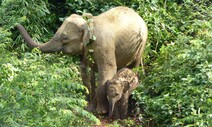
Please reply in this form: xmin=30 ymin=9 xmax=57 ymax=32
xmin=96 ymin=71 xmax=117 ymax=113
xmin=112 ymin=103 xmax=120 ymax=120
xmin=96 ymin=84 xmax=108 ymax=114
xmin=80 ymin=54 xmax=96 ymax=102
xmin=81 ymin=59 xmax=97 ymax=112
xmin=119 ymin=93 xmax=129 ymax=119
xmin=95 ymin=59 xmax=117 ymax=114
xmin=90 ymin=63 xmax=96 ymax=100
xmin=80 ymin=62 xmax=91 ymax=101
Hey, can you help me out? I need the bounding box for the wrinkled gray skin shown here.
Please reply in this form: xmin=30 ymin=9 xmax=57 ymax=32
xmin=106 ymin=68 xmax=139 ymax=119
xmin=16 ymin=6 xmax=148 ymax=114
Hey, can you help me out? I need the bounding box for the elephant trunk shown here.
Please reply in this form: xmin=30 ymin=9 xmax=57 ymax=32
xmin=109 ymin=99 xmax=116 ymax=118
xmin=16 ymin=24 xmax=62 ymax=53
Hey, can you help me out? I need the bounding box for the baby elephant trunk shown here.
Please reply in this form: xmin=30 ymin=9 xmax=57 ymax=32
xmin=108 ymin=98 xmax=116 ymax=118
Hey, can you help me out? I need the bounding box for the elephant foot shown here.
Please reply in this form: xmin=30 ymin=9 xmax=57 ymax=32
xmin=96 ymin=104 xmax=108 ymax=114
xmin=95 ymin=85 xmax=108 ymax=114
xmin=86 ymin=99 xmax=96 ymax=113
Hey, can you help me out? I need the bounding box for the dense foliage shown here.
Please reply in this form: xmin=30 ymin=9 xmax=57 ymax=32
xmin=0 ymin=0 xmax=211 ymax=126
xmin=0 ymin=50 xmax=100 ymax=126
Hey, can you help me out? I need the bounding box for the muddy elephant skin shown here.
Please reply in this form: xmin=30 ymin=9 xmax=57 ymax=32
xmin=106 ymin=68 xmax=139 ymax=119
xmin=16 ymin=6 xmax=148 ymax=114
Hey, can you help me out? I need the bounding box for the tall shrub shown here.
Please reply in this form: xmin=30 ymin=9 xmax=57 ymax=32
xmin=134 ymin=0 xmax=212 ymax=126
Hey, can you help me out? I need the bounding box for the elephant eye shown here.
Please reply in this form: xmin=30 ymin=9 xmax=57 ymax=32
xmin=115 ymin=93 xmax=119 ymax=96
xmin=61 ymin=36 xmax=70 ymax=43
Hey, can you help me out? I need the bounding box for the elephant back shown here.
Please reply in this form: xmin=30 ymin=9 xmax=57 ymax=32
xmin=112 ymin=68 xmax=139 ymax=92
xmin=96 ymin=7 xmax=148 ymax=68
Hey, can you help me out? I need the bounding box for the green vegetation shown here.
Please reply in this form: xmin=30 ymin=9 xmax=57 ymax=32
xmin=0 ymin=0 xmax=211 ymax=126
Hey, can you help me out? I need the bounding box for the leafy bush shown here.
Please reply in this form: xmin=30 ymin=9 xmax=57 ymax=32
xmin=0 ymin=0 xmax=56 ymax=51
xmin=0 ymin=50 xmax=100 ymax=126
xmin=135 ymin=34 xmax=212 ymax=126
xmin=133 ymin=1 xmax=212 ymax=126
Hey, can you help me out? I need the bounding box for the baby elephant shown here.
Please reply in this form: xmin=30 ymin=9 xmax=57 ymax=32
xmin=106 ymin=68 xmax=139 ymax=120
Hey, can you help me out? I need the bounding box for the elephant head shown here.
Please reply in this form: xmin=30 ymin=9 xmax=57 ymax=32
xmin=106 ymin=79 xmax=130 ymax=118
xmin=16 ymin=14 xmax=91 ymax=54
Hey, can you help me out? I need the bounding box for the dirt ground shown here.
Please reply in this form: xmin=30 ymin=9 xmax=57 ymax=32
xmin=93 ymin=114 xmax=143 ymax=127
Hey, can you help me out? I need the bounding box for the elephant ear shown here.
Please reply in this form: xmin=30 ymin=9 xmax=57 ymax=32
xmin=82 ymin=13 xmax=94 ymax=47
xmin=123 ymin=81 xmax=130 ymax=93
xmin=81 ymin=24 xmax=90 ymax=47
xmin=82 ymin=13 xmax=93 ymax=19
xmin=105 ymin=80 xmax=110 ymax=90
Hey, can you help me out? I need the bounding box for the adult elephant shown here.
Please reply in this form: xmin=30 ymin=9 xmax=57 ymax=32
xmin=16 ymin=6 xmax=148 ymax=114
